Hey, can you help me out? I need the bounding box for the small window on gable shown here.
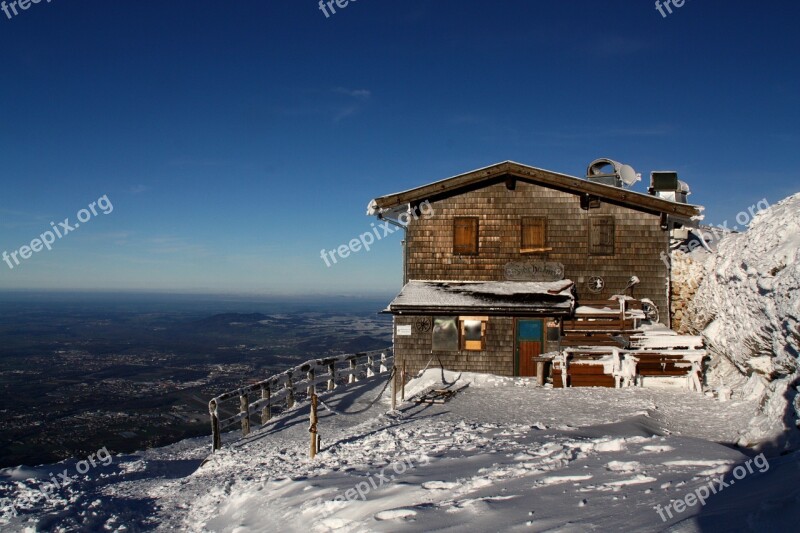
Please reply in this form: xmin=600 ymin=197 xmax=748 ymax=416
xmin=432 ymin=317 xmax=458 ymax=351
xmin=521 ymin=217 xmax=550 ymax=253
xmin=453 ymin=217 xmax=479 ymax=255
xmin=589 ymin=216 xmax=615 ymax=256
xmin=460 ymin=316 xmax=487 ymax=351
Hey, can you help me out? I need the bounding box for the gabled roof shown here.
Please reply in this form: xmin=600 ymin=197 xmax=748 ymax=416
xmin=368 ymin=161 xmax=702 ymax=219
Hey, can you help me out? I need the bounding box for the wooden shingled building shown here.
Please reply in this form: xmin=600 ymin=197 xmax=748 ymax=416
xmin=368 ymin=160 xmax=708 ymax=387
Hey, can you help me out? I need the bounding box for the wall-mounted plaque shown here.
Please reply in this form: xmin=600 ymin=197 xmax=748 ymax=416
xmin=504 ymin=261 xmax=565 ymax=282
xmin=396 ymin=324 xmax=412 ymax=336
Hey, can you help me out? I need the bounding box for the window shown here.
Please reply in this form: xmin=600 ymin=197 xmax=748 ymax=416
xmin=521 ymin=217 xmax=550 ymax=253
xmin=432 ymin=316 xmax=488 ymax=351
xmin=589 ymin=216 xmax=615 ymax=255
xmin=453 ymin=217 xmax=479 ymax=255
xmin=460 ymin=316 xmax=487 ymax=351
xmin=432 ymin=317 xmax=458 ymax=351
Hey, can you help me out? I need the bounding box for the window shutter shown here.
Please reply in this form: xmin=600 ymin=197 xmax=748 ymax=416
xmin=453 ymin=217 xmax=478 ymax=255
xmin=589 ymin=216 xmax=615 ymax=255
xmin=521 ymin=217 xmax=546 ymax=251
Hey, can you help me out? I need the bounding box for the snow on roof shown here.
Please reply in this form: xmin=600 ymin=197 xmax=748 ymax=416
xmin=387 ymin=280 xmax=575 ymax=314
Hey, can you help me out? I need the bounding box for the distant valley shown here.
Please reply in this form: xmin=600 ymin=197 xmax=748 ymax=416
xmin=0 ymin=293 xmax=392 ymax=468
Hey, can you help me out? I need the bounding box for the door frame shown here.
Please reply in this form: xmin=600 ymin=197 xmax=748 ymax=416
xmin=514 ymin=318 xmax=544 ymax=376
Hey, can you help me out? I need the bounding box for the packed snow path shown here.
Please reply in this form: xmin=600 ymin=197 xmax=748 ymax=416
xmin=2 ymin=371 xmax=799 ymax=532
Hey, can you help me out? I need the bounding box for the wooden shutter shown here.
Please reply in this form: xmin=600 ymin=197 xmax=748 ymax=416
xmin=589 ymin=216 xmax=615 ymax=255
xmin=453 ymin=217 xmax=478 ymax=255
xmin=521 ymin=217 xmax=547 ymax=252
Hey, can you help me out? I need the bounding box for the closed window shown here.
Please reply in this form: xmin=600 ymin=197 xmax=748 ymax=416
xmin=453 ymin=217 xmax=479 ymax=255
xmin=589 ymin=216 xmax=615 ymax=255
xmin=521 ymin=217 xmax=548 ymax=253
xmin=432 ymin=317 xmax=458 ymax=351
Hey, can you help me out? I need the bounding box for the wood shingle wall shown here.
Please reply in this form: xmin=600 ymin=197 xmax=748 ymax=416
xmin=405 ymin=181 xmax=670 ymax=323
xmin=393 ymin=315 xmax=516 ymax=377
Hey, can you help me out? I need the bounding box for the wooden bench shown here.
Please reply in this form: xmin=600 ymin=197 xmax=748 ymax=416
xmin=627 ymin=351 xmax=705 ymax=377
xmin=552 ymin=349 xmax=618 ymax=389
xmin=550 ymin=346 xmax=706 ymax=389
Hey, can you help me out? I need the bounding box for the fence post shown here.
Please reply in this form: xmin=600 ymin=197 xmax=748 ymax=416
xmin=261 ymin=383 xmax=271 ymax=424
xmin=391 ymin=367 xmax=397 ymax=411
xmin=328 ymin=362 xmax=336 ymax=391
xmin=286 ymin=372 xmax=295 ymax=409
xmin=309 ymin=393 xmax=318 ymax=459
xmin=209 ymin=400 xmax=221 ymax=452
xmin=380 ymin=352 xmax=388 ymax=373
xmin=349 ymin=358 xmax=358 ymax=384
xmin=240 ymin=393 xmax=250 ymax=437
xmin=367 ymin=353 xmax=375 ymax=378
xmin=307 ymin=368 xmax=315 ymax=397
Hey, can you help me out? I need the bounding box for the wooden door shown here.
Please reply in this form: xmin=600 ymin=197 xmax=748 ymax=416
xmin=516 ymin=319 xmax=543 ymax=376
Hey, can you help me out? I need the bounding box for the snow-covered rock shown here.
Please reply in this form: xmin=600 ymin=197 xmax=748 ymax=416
xmin=683 ymin=193 xmax=800 ymax=450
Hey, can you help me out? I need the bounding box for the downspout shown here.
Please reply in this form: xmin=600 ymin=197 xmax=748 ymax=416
xmin=378 ymin=214 xmax=408 ymax=286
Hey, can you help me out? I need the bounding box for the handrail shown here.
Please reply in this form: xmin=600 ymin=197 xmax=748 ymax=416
xmin=208 ymin=348 xmax=393 ymax=451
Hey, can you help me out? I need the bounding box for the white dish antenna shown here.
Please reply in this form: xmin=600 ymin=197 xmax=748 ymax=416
xmin=619 ymin=164 xmax=641 ymax=187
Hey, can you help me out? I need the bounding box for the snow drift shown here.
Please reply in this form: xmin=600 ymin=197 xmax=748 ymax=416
xmin=683 ymin=193 xmax=800 ymax=450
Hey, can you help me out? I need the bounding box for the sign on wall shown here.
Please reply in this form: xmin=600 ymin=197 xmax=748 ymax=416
xmin=504 ymin=261 xmax=565 ymax=282
xmin=396 ymin=325 xmax=412 ymax=336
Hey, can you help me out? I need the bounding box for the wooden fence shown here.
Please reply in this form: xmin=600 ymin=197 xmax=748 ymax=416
xmin=208 ymin=348 xmax=394 ymax=451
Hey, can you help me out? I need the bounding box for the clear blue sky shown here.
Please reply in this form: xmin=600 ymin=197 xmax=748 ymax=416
xmin=0 ymin=1 xmax=797 ymax=296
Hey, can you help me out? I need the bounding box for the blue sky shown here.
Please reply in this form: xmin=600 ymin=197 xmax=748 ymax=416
xmin=0 ymin=0 xmax=797 ymax=296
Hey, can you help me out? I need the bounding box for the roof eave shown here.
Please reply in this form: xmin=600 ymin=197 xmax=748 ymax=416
xmin=389 ymin=305 xmax=574 ymax=316
xmin=368 ymin=161 xmax=702 ymax=219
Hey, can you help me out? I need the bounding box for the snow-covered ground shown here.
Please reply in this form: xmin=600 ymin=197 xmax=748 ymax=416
xmin=3 ymin=369 xmax=798 ymax=532
xmin=3 ymin=194 xmax=799 ymax=532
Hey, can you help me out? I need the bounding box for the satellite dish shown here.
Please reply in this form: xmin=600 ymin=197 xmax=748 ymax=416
xmin=619 ymin=164 xmax=641 ymax=187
